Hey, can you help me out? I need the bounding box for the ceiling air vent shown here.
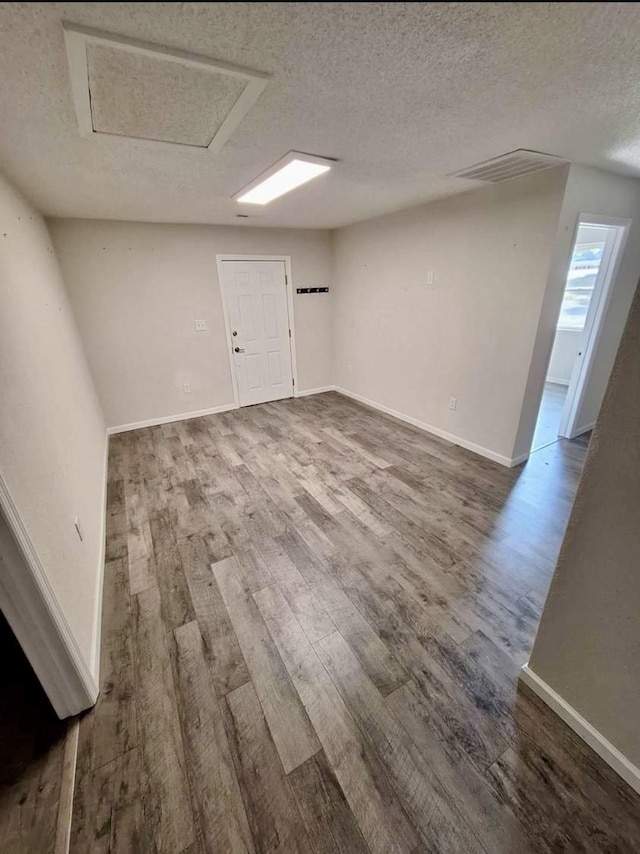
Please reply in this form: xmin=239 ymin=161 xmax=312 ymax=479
xmin=449 ymin=150 xmax=568 ymax=183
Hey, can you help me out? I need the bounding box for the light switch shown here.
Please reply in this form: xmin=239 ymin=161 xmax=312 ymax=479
xmin=427 ymin=271 xmax=434 ymax=285
xmin=195 ymin=319 xmax=207 ymax=332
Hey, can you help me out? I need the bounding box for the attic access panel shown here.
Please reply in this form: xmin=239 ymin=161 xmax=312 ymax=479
xmin=63 ymin=23 xmax=268 ymax=153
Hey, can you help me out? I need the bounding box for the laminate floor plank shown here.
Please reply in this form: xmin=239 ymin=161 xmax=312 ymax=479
xmin=149 ymin=510 xmax=196 ymax=631
xmin=210 ymin=492 xmax=274 ymax=592
xmin=386 ymin=681 xmax=531 ymax=854
xmin=108 ymin=747 xmax=154 ymax=854
xmin=69 ymin=750 xmax=114 ymax=854
xmin=248 ymin=532 xmax=336 ymax=644
xmin=488 ymin=676 xmax=640 ymax=847
xmin=320 ymin=425 xmax=393 ymax=469
xmin=172 ymin=621 xmax=254 ymax=853
xmin=178 ymin=535 xmax=250 ymax=697
xmin=277 ymin=529 xmax=409 ymax=695
xmin=11 ymin=392 xmax=636 ymax=854
xmin=223 ymin=682 xmax=313 ymax=853
xmin=316 ymin=543 xmax=511 ymax=773
xmin=308 ymin=494 xmax=468 ymax=618
xmin=367 ymin=465 xmax=505 ymax=545
xmin=289 ymin=496 xmax=515 ymax=773
xmin=90 ymin=557 xmax=137 ymax=771
xmin=104 ymin=438 xmax=128 ymax=563
xmin=213 ymin=556 xmax=321 ymax=773
xmin=288 ymin=751 xmax=370 ymax=854
xmin=132 ymin=586 xmax=196 ymax=853
xmin=124 ymin=449 xmax=157 ymax=595
xmin=254 ymin=584 xmax=421 ymax=854
xmin=243 ymin=444 xmax=305 ymax=503
xmin=315 ymin=631 xmax=484 ymax=853
xmin=232 ymin=464 xmax=290 ymax=536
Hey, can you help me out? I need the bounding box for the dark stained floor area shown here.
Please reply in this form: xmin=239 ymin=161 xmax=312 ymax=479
xmin=0 ymin=611 xmax=70 ymax=853
xmin=4 ymin=391 xmax=637 ymax=852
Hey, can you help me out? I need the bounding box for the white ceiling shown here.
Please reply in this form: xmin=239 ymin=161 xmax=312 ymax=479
xmin=2 ymin=2 xmax=640 ymax=229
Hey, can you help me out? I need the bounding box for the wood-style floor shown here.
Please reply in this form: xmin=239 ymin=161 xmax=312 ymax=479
xmin=37 ymin=393 xmax=640 ymax=851
xmin=531 ymin=381 xmax=568 ymax=451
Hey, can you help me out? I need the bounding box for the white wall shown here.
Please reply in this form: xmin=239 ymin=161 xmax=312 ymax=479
xmin=547 ymin=329 xmax=579 ymax=384
xmin=331 ymin=168 xmax=569 ymax=464
xmin=0 ymin=173 xmax=106 ymax=674
xmin=49 ymin=220 xmax=333 ymax=429
xmin=513 ymin=165 xmax=640 ymax=457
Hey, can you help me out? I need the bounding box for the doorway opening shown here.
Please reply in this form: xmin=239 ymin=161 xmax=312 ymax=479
xmin=531 ymin=217 xmax=630 ymax=452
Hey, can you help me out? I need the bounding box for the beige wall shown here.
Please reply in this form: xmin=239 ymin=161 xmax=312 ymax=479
xmin=513 ymin=165 xmax=640 ymax=457
xmin=49 ymin=220 xmax=333 ymax=429
xmin=0 ymin=174 xmax=106 ymax=673
xmin=331 ymin=168 xmax=569 ymax=463
xmin=529 ymin=281 xmax=640 ymax=767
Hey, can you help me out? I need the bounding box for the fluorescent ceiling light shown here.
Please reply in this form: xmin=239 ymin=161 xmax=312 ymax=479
xmin=235 ymin=151 xmax=334 ymax=204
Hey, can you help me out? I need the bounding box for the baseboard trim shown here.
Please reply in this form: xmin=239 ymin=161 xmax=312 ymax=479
xmin=333 ymin=386 xmax=514 ymax=467
xmin=520 ymin=664 xmax=640 ymax=795
xmin=546 ymin=376 xmax=570 ymax=386
xmin=294 ymin=386 xmax=335 ymax=398
xmin=571 ymin=420 xmax=596 ymax=438
xmin=509 ymin=451 xmax=531 ymax=467
xmin=90 ymin=431 xmax=110 ymax=681
xmin=107 ymin=403 xmax=238 ymax=435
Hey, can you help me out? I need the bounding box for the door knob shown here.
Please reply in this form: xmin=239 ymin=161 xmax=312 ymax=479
xmin=234 ymin=346 xmax=245 ymax=353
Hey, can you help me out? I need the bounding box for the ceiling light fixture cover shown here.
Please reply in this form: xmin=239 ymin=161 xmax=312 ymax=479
xmin=235 ymin=151 xmax=334 ymax=204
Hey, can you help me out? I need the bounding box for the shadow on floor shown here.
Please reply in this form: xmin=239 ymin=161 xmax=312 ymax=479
xmin=0 ymin=611 xmax=67 ymax=852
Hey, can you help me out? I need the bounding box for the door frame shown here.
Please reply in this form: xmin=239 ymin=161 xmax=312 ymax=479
xmin=0 ymin=472 xmax=99 ymax=718
xmin=557 ymin=214 xmax=630 ymax=439
xmin=216 ymin=254 xmax=299 ymax=408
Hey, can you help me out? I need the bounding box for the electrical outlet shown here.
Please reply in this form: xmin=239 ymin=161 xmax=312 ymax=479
xmin=449 ymin=396 xmax=457 ymax=411
xmin=183 ymin=383 xmax=192 ymax=394
xmin=347 ymin=364 xmax=353 ymax=375
xmin=195 ymin=319 xmax=207 ymax=332
xmin=74 ymin=516 xmax=84 ymax=542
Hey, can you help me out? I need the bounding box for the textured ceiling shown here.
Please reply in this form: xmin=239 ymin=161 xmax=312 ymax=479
xmin=1 ymin=2 xmax=640 ymax=229
xmin=87 ymin=45 xmax=247 ymax=146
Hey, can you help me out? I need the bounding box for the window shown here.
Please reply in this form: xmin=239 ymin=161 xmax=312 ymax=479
xmin=557 ymin=236 xmax=607 ymax=331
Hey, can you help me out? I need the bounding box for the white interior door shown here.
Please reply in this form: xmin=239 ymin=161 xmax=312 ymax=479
xmin=558 ymin=222 xmax=627 ymax=438
xmin=221 ymin=260 xmax=294 ymax=407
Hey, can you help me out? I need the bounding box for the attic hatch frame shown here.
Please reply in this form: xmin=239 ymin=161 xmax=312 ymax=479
xmin=63 ymin=22 xmax=269 ymax=154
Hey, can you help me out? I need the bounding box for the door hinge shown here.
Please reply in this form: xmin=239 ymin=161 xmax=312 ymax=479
xmin=288 ymin=328 xmax=291 ymax=338
xmin=292 ymin=377 xmax=295 ymax=386
xmin=285 ymin=274 xmax=289 ymax=284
